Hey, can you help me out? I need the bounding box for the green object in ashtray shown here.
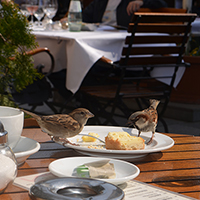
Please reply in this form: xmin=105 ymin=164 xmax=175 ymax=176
xmin=76 ymin=165 xmax=90 ymax=178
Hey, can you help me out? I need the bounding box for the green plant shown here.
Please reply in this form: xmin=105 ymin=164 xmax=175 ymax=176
xmin=0 ymin=1 xmax=42 ymax=106
xmin=186 ymin=35 xmax=200 ymax=57
xmin=189 ymin=46 xmax=200 ymax=56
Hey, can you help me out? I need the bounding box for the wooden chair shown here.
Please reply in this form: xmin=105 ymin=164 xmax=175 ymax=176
xmin=79 ymin=12 xmax=197 ymax=131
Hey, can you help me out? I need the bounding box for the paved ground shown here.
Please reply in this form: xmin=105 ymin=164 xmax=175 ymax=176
xmin=157 ymin=117 xmax=200 ymax=136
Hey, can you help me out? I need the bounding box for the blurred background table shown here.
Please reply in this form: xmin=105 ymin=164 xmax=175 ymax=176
xmin=1 ymin=128 xmax=200 ymax=199
xmin=33 ymin=26 xmax=128 ymax=94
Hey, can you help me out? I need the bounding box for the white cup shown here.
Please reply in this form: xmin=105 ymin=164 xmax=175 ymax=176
xmin=0 ymin=106 xmax=24 ymax=149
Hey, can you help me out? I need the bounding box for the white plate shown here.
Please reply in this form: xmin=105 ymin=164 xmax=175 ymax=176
xmin=62 ymin=126 xmax=174 ymax=161
xmin=49 ymin=157 xmax=140 ymax=185
xmin=13 ymin=136 xmax=40 ymax=166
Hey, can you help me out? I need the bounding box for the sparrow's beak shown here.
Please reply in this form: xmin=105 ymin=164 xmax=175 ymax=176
xmin=87 ymin=112 xmax=94 ymax=118
xmin=127 ymin=118 xmax=136 ymax=127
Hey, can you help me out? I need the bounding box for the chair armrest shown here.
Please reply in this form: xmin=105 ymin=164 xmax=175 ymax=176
xmin=25 ymin=47 xmax=51 ymax=56
xmin=27 ymin=47 xmax=55 ymax=76
xmin=26 ymin=47 xmax=55 ymax=75
xmin=10 ymin=47 xmax=55 ymax=76
xmin=100 ymin=56 xmax=113 ymax=64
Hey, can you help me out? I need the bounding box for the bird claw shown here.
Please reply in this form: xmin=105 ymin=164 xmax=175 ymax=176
xmin=145 ymin=138 xmax=153 ymax=145
xmin=51 ymin=136 xmax=79 ymax=146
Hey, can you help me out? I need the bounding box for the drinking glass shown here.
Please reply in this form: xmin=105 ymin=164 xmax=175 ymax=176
xmin=25 ymin=0 xmax=39 ymax=26
xmin=34 ymin=1 xmax=45 ymax=28
xmin=43 ymin=0 xmax=58 ymax=25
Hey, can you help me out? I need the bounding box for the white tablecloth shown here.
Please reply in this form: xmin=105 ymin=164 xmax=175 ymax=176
xmin=33 ymin=26 xmax=128 ymax=93
xmin=33 ymin=26 xmax=185 ymax=94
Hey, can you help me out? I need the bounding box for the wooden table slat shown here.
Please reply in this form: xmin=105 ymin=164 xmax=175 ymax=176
xmin=20 ymin=158 xmax=200 ymax=173
xmin=150 ymin=183 xmax=200 ymax=199
xmin=0 ymin=193 xmax=29 ymax=200
xmin=137 ymin=168 xmax=200 ymax=183
xmin=136 ymin=159 xmax=200 ymax=171
xmin=181 ymin=192 xmax=200 ymax=199
xmin=165 ymin=143 xmax=200 ymax=151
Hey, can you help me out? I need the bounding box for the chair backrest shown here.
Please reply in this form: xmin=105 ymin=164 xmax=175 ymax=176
xmin=120 ymin=12 xmax=196 ymax=68
xmin=138 ymin=7 xmax=187 ymax=13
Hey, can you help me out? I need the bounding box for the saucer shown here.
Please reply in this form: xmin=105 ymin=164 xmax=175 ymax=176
xmin=12 ymin=136 xmax=40 ymax=166
xmin=49 ymin=157 xmax=140 ymax=185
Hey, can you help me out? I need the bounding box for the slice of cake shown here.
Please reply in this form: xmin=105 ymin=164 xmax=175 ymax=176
xmin=105 ymin=132 xmax=145 ymax=150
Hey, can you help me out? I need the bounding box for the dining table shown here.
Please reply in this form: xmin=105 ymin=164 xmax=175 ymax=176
xmin=33 ymin=25 xmax=129 ymax=94
xmin=1 ymin=126 xmax=200 ymax=200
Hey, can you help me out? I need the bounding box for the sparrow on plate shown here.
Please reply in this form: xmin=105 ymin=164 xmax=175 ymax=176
xmin=21 ymin=108 xmax=94 ymax=144
xmin=127 ymin=99 xmax=160 ymax=145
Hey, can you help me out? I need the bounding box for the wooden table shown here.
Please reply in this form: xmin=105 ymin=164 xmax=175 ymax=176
xmin=1 ymin=128 xmax=200 ymax=199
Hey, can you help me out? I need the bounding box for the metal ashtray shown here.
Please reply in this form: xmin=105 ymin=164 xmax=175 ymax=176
xmin=29 ymin=177 xmax=124 ymax=200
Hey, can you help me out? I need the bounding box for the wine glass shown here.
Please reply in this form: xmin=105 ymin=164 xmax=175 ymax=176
xmin=43 ymin=0 xmax=58 ymax=26
xmin=34 ymin=1 xmax=45 ymax=28
xmin=25 ymin=0 xmax=39 ymax=27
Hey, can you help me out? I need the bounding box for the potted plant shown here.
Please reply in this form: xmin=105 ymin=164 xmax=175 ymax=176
xmin=0 ymin=1 xmax=41 ymax=106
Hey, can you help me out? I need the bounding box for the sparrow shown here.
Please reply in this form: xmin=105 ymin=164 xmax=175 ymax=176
xmin=21 ymin=108 xmax=94 ymax=144
xmin=127 ymin=99 xmax=160 ymax=145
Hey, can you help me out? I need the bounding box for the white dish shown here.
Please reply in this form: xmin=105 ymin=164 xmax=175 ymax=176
xmin=49 ymin=157 xmax=140 ymax=185
xmin=61 ymin=126 xmax=174 ymax=161
xmin=13 ymin=136 xmax=40 ymax=166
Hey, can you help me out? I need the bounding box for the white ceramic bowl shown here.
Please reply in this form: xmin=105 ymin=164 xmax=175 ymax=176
xmin=13 ymin=136 xmax=40 ymax=166
xmin=0 ymin=106 xmax=24 ymax=149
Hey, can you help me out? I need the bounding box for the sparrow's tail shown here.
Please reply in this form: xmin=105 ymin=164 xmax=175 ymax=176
xmin=21 ymin=109 xmax=41 ymax=121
